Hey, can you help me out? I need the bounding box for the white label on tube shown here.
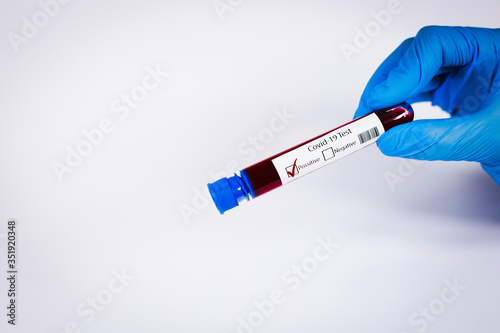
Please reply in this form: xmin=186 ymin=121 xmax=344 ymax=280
xmin=271 ymin=113 xmax=385 ymax=185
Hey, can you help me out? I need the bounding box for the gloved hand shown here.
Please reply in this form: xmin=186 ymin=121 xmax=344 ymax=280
xmin=354 ymin=26 xmax=500 ymax=185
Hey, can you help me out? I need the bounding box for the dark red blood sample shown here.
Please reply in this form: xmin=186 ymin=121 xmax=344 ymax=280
xmin=208 ymin=103 xmax=413 ymax=214
xmin=241 ymin=103 xmax=414 ymax=198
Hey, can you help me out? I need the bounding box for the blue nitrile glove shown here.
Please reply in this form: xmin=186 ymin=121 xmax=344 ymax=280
xmin=354 ymin=26 xmax=500 ymax=185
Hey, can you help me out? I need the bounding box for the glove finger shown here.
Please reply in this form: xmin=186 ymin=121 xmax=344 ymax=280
xmin=354 ymin=38 xmax=414 ymax=118
xmin=368 ymin=26 xmax=478 ymax=111
xmin=481 ymin=164 xmax=500 ymax=186
xmin=407 ymin=73 xmax=450 ymax=104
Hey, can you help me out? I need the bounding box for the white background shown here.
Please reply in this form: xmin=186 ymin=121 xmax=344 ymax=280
xmin=1 ymin=1 xmax=499 ymax=332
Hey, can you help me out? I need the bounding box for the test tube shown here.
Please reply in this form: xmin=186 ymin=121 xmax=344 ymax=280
xmin=208 ymin=102 xmax=414 ymax=214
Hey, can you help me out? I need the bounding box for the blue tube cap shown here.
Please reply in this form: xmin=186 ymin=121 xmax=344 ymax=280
xmin=207 ymin=174 xmax=250 ymax=214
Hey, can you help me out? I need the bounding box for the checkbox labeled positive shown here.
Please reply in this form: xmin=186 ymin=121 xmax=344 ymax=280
xmin=322 ymin=147 xmax=335 ymax=161
xmin=285 ymin=158 xmax=299 ymax=178
xmin=286 ymin=163 xmax=298 ymax=178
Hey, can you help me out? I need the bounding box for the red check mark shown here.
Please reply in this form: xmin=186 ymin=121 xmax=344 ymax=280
xmin=287 ymin=158 xmax=298 ymax=178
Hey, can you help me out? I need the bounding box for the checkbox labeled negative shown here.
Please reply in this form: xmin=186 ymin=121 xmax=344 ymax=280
xmin=322 ymin=147 xmax=335 ymax=161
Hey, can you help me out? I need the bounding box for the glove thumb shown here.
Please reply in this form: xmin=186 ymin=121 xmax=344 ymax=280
xmin=377 ymin=109 xmax=500 ymax=184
